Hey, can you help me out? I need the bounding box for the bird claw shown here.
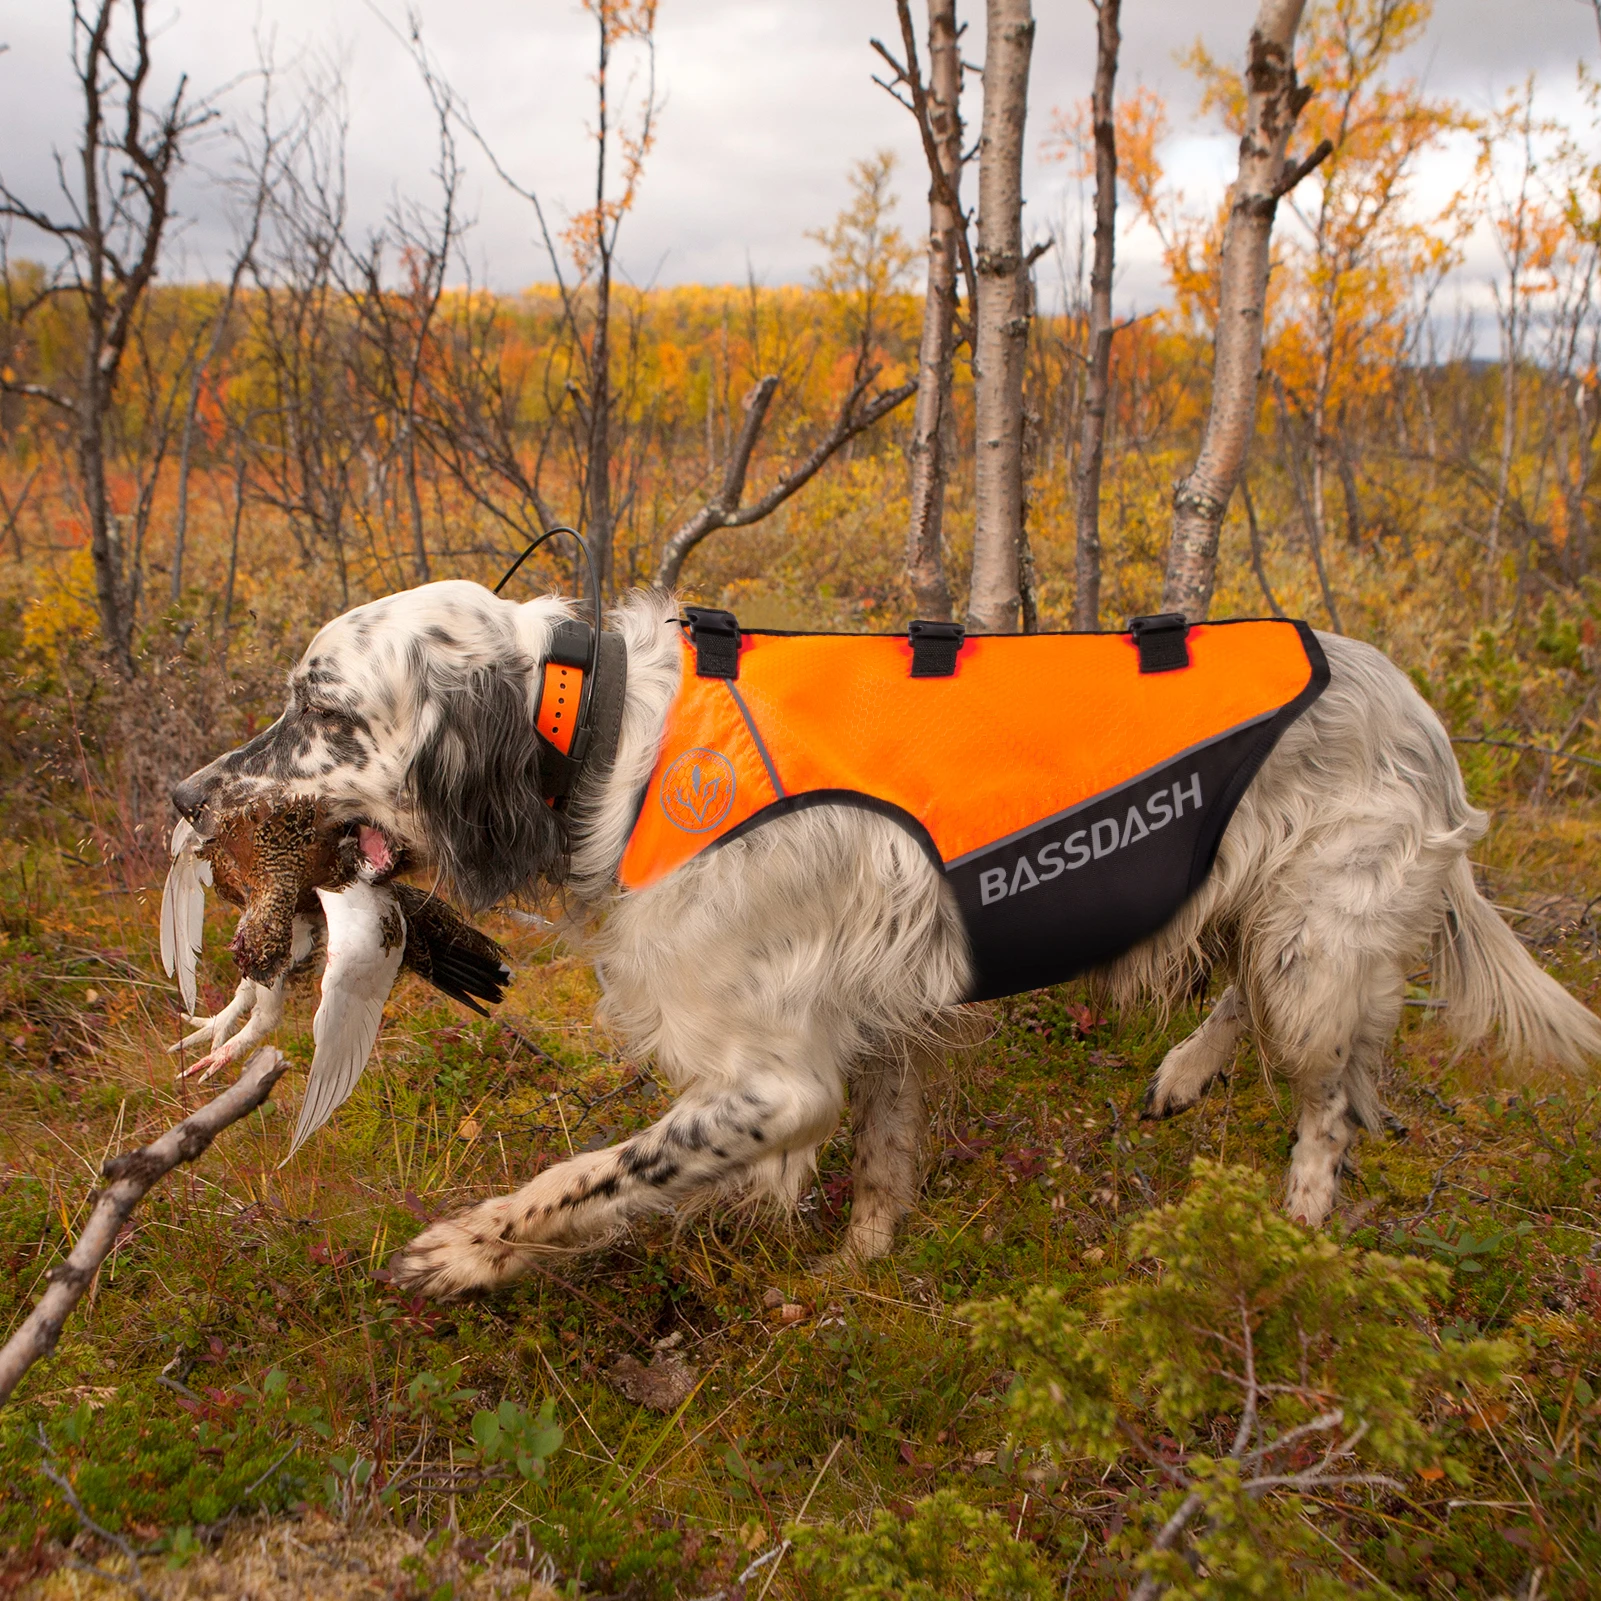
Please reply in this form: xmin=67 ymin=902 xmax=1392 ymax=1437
xmin=171 ymin=976 xmax=285 ymax=1080
xmin=178 ymin=1050 xmax=231 ymax=1084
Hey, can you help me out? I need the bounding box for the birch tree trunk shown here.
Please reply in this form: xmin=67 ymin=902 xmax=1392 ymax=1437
xmin=586 ymin=18 xmax=616 ymax=600
xmin=904 ymin=0 xmax=963 ymax=622
xmin=171 ymin=213 xmax=261 ymax=602
xmin=1159 ymin=0 xmax=1314 ymax=622
xmin=966 ymin=0 xmax=1035 ymax=635
xmin=1072 ymin=0 xmax=1121 ymax=631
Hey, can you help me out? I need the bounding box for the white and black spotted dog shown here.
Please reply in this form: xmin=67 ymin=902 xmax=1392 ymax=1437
xmin=170 ymin=581 xmax=1601 ymax=1297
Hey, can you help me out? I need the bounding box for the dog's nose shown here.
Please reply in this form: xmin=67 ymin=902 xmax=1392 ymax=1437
xmin=171 ymin=774 xmax=209 ymax=822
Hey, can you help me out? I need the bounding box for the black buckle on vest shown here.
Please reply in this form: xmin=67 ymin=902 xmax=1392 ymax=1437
xmin=683 ymin=606 xmax=741 ymax=679
xmin=1130 ymin=613 xmax=1191 ymax=673
xmin=909 ymin=618 xmax=964 ymax=677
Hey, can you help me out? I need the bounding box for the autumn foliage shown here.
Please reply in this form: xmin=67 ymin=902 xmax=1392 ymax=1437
xmin=2 ymin=0 xmax=1601 ymax=830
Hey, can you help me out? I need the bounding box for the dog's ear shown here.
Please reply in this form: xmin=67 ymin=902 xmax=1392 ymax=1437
xmin=404 ymin=660 xmax=566 ymax=911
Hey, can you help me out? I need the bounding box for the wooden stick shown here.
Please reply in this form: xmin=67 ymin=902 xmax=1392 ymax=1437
xmin=0 ymin=1048 xmax=288 ymax=1408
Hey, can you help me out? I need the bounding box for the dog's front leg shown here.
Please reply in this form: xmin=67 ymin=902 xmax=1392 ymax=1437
xmin=389 ymin=1045 xmax=845 ymax=1298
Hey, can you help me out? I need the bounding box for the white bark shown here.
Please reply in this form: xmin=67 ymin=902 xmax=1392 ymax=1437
xmin=966 ymin=0 xmax=1035 ymax=634
xmin=904 ymin=0 xmax=964 ymax=621
xmin=1072 ymin=0 xmax=1122 ymax=631
xmin=1160 ymin=0 xmax=1318 ymax=622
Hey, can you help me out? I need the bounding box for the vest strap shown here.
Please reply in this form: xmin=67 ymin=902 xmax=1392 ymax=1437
xmin=684 ymin=606 xmax=741 ymax=679
xmin=1130 ymin=613 xmax=1191 ymax=673
xmin=909 ymin=619 xmax=964 ymax=677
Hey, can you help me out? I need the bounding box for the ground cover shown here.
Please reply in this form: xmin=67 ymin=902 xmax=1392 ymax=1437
xmin=0 ymin=798 xmax=1597 ymax=1599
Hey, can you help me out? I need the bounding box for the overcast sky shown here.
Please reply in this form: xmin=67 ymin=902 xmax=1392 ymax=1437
xmin=0 ymin=0 xmax=1596 ymax=315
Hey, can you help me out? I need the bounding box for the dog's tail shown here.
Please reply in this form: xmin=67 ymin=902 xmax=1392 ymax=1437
xmin=1434 ymin=856 xmax=1601 ymax=1070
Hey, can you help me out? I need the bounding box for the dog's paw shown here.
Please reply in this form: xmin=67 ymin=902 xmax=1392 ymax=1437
xmin=1139 ymin=1071 xmax=1227 ymax=1121
xmin=1139 ymin=1077 xmax=1184 ymax=1120
xmin=1282 ymin=1173 xmax=1337 ymax=1229
xmin=387 ymin=1202 xmax=526 ymax=1299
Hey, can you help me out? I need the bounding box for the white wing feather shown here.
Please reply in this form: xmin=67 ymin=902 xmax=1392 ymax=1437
xmin=159 ymin=817 xmax=211 ymax=1013
xmin=283 ymin=881 xmax=405 ymax=1161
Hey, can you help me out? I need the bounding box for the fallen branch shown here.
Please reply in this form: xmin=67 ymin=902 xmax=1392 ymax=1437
xmin=0 ymin=1049 xmax=288 ymax=1408
xmin=38 ymin=1436 xmax=154 ymax=1601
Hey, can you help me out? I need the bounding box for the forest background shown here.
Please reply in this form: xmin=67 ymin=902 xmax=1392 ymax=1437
xmin=2 ymin=0 xmax=1601 ymax=840
xmin=4 ymin=0 xmax=1601 ymax=1597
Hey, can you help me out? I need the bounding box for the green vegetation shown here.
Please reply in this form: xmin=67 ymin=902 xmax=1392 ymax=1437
xmin=0 ymin=787 xmax=1598 ymax=1597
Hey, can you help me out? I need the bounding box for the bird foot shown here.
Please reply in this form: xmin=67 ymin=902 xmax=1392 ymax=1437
xmin=172 ymin=976 xmax=286 ymax=1081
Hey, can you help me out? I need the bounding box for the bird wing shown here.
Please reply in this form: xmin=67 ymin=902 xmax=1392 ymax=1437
xmin=284 ymin=880 xmax=405 ymax=1161
xmin=394 ymin=884 xmax=511 ymax=1014
xmin=160 ymin=817 xmax=212 ymax=1014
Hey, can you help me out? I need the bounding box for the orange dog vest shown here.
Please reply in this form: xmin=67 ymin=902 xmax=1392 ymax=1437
xmin=618 ymin=616 xmax=1327 ymax=1001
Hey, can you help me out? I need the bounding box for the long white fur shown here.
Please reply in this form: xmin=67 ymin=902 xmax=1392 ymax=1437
xmin=166 ymin=581 xmax=1601 ymax=1297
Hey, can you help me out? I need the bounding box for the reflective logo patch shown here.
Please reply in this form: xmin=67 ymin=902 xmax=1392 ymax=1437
xmin=660 ymin=747 xmax=736 ymax=833
xmin=977 ymin=771 xmax=1203 ymax=905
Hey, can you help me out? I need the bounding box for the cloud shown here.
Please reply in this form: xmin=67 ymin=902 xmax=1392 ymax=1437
xmin=0 ymin=0 xmax=1592 ymax=310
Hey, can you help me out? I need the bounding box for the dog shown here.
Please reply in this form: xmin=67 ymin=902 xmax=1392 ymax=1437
xmin=169 ymin=581 xmax=1601 ymax=1297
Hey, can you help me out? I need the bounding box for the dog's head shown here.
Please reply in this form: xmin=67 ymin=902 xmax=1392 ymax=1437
xmin=171 ymin=580 xmax=572 ymax=910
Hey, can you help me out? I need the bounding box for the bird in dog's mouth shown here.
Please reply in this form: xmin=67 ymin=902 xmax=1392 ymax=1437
xmin=159 ymin=792 xmax=507 ymax=1158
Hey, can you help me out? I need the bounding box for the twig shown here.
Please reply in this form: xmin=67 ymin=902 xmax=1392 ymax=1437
xmin=1449 ymin=737 xmax=1601 ymax=771
xmin=1391 ymin=1148 xmax=1478 ymax=1227
xmin=497 ymin=1022 xmax=566 ymax=1072
xmin=1241 ymin=476 xmax=1286 ymax=618
xmin=1128 ymin=1490 xmax=1205 ymax=1601
xmin=755 ymin=1438 xmax=844 ymax=1600
xmin=0 ymin=1050 xmax=288 ymax=1407
xmin=37 ymin=1433 xmax=154 ymax=1601
xmin=1272 ymin=137 xmax=1334 ymax=199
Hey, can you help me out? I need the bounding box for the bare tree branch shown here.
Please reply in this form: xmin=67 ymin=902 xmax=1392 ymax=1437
xmin=655 ymin=370 xmax=916 ymax=589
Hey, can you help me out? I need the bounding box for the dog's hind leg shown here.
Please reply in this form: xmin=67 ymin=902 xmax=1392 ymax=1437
xmin=837 ymin=1049 xmax=928 ymax=1263
xmin=1249 ymin=957 xmax=1402 ymax=1227
xmin=388 ymin=1032 xmax=847 ymax=1298
xmin=1141 ymin=985 xmax=1245 ymax=1119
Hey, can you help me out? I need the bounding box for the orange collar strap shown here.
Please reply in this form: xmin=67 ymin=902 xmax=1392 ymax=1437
xmin=530 ymin=621 xmax=629 ymax=813
xmin=536 ymin=658 xmax=584 ymax=755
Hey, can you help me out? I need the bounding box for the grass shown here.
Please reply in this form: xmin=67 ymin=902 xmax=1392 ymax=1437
xmin=0 ymin=796 xmax=1599 ymax=1599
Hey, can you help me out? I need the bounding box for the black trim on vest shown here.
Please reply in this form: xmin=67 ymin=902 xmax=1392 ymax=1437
xmin=710 ymin=790 xmax=945 ymax=876
xmin=1183 ymin=621 xmax=1328 ymax=898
